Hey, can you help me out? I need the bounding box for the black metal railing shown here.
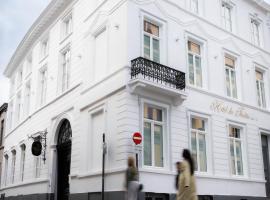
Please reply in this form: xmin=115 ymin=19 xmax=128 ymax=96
xmin=131 ymin=57 xmax=185 ymax=90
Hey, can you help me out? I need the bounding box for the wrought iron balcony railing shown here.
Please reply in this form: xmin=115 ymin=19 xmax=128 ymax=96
xmin=131 ymin=57 xmax=185 ymax=90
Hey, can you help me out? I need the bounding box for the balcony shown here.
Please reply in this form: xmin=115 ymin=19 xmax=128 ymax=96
xmin=128 ymin=57 xmax=187 ymax=106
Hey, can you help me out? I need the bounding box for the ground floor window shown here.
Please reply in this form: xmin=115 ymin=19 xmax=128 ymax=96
xmin=143 ymin=104 xmax=165 ymax=167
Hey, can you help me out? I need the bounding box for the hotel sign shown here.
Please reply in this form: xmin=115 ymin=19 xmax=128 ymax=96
xmin=210 ymin=100 xmax=256 ymax=120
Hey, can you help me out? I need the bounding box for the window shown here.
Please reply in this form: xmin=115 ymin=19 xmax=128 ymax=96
xmin=0 ymin=120 xmax=4 ymax=146
xmin=17 ymin=68 xmax=23 ymax=87
xmin=16 ymin=92 xmax=22 ymax=124
xmin=190 ymin=117 xmax=207 ymax=172
xmin=188 ymin=41 xmax=202 ymax=87
xmin=20 ymin=145 xmax=26 ymax=182
xmin=251 ymin=18 xmax=261 ymax=46
xmin=8 ymin=101 xmax=13 ymax=129
xmin=62 ymin=14 xmax=72 ymax=38
xmin=10 ymin=77 xmax=15 ymax=97
xmin=221 ymin=2 xmax=232 ymax=32
xmin=60 ymin=48 xmax=71 ymax=92
xmin=40 ymin=39 xmax=49 ymax=58
xmin=11 ymin=150 xmax=16 ymax=184
xmin=143 ymin=104 xmax=165 ymax=167
xmin=34 ymin=156 xmax=41 ymax=178
xmin=256 ymin=70 xmax=266 ymax=108
xmin=24 ymin=81 xmax=31 ymax=117
xmin=225 ymin=56 xmax=237 ymax=98
xmin=25 ymin=55 xmax=32 ymax=76
xmin=4 ymin=155 xmax=8 ymax=186
xmin=229 ymin=126 xmax=244 ymax=175
xmin=39 ymin=68 xmax=47 ymax=106
xmin=189 ymin=0 xmax=198 ymax=14
xmin=143 ymin=20 xmax=160 ymax=63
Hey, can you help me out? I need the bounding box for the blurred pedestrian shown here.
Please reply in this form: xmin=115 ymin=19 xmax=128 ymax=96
xmin=177 ymin=149 xmax=198 ymax=200
xmin=175 ymin=162 xmax=181 ymax=190
xmin=125 ymin=156 xmax=139 ymax=200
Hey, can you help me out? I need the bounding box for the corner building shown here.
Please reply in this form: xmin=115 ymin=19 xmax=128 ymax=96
xmin=1 ymin=0 xmax=270 ymax=199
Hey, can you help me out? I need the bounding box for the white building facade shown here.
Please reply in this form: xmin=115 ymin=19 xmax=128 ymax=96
xmin=1 ymin=0 xmax=270 ymax=199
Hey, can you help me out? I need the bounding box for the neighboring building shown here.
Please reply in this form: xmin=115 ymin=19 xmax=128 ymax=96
xmin=1 ymin=0 xmax=270 ymax=200
xmin=0 ymin=103 xmax=7 ymax=188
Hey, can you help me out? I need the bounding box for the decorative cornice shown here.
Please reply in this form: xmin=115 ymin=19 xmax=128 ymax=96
xmin=249 ymin=0 xmax=270 ymax=12
xmin=3 ymin=0 xmax=74 ymax=77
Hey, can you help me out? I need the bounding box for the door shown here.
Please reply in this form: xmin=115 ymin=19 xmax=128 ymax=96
xmin=261 ymin=135 xmax=270 ymax=197
xmin=57 ymin=120 xmax=72 ymax=200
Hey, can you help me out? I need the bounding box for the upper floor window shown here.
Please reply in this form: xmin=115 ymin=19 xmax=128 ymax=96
xmin=189 ymin=0 xmax=198 ymax=14
xmin=40 ymin=38 xmax=49 ymax=59
xmin=256 ymin=69 xmax=266 ymax=108
xmin=10 ymin=77 xmax=15 ymax=97
xmin=24 ymin=81 xmax=31 ymax=117
xmin=229 ymin=125 xmax=244 ymax=176
xmin=0 ymin=120 xmax=4 ymax=147
xmin=251 ymin=18 xmax=261 ymax=47
xmin=60 ymin=48 xmax=71 ymax=92
xmin=188 ymin=41 xmax=202 ymax=87
xmin=39 ymin=67 xmax=48 ymax=106
xmin=190 ymin=116 xmax=207 ymax=172
xmin=16 ymin=92 xmax=22 ymax=124
xmin=221 ymin=2 xmax=233 ymax=32
xmin=20 ymin=144 xmax=26 ymax=182
xmin=143 ymin=20 xmax=160 ymax=63
xmin=225 ymin=56 xmax=237 ymax=98
xmin=62 ymin=14 xmax=73 ymax=39
xmin=4 ymin=155 xmax=8 ymax=186
xmin=17 ymin=68 xmax=23 ymax=87
xmin=143 ymin=104 xmax=165 ymax=167
xmin=25 ymin=55 xmax=32 ymax=76
xmin=8 ymin=101 xmax=13 ymax=130
xmin=11 ymin=150 xmax=16 ymax=184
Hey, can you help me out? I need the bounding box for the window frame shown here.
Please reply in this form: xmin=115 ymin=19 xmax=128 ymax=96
xmin=140 ymin=99 xmax=169 ymax=170
xmin=40 ymin=37 xmax=49 ymax=60
xmin=20 ymin=144 xmax=26 ymax=182
xmin=250 ymin=15 xmax=263 ymax=47
xmin=226 ymin=122 xmax=247 ymax=177
xmin=24 ymin=80 xmax=31 ymax=118
xmin=61 ymin=12 xmax=73 ymax=40
xmin=221 ymin=1 xmax=234 ymax=32
xmin=38 ymin=65 xmax=48 ymax=107
xmin=254 ymin=64 xmax=268 ymax=109
xmin=34 ymin=155 xmax=41 ymax=179
xmin=141 ymin=14 xmax=166 ymax=65
xmin=3 ymin=154 xmax=9 ymax=186
xmin=59 ymin=45 xmax=71 ymax=93
xmin=10 ymin=150 xmax=16 ymax=184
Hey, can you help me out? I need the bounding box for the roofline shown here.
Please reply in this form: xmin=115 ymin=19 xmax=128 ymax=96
xmin=3 ymin=0 xmax=74 ymax=77
xmin=251 ymin=0 xmax=270 ymax=12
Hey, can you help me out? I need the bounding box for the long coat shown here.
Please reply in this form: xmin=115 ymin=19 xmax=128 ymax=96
xmin=177 ymin=160 xmax=198 ymax=200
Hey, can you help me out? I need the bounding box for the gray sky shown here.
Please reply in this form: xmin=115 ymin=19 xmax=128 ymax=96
xmin=0 ymin=0 xmax=270 ymax=106
xmin=0 ymin=0 xmax=50 ymax=105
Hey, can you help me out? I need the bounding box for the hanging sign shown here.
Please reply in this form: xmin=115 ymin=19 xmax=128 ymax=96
xmin=133 ymin=132 xmax=142 ymax=145
xmin=31 ymin=141 xmax=42 ymax=156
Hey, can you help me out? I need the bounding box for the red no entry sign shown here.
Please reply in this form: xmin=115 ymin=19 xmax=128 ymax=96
xmin=133 ymin=132 xmax=142 ymax=145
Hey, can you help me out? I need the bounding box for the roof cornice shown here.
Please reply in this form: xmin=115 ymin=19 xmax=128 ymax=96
xmin=251 ymin=0 xmax=270 ymax=12
xmin=4 ymin=0 xmax=74 ymax=77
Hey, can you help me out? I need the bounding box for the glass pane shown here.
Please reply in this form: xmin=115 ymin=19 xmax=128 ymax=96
xmin=231 ymin=70 xmax=237 ymax=98
xmin=256 ymin=70 xmax=263 ymax=80
xmin=199 ymin=134 xmax=207 ymax=172
xmin=144 ymin=122 xmax=152 ymax=166
xmin=229 ymin=127 xmax=240 ymax=138
xmin=153 ymin=38 xmax=160 ymax=63
xmin=230 ymin=139 xmax=236 ymax=175
xmin=154 ymin=124 xmax=163 ymax=167
xmin=144 ymin=35 xmax=150 ymax=59
xmin=225 ymin=56 xmax=235 ymax=68
xmin=188 ymin=54 xmax=194 ymax=85
xmin=256 ymin=81 xmax=261 ymax=107
xmin=195 ymin=56 xmax=202 ymax=87
xmin=144 ymin=21 xmax=159 ymax=36
xmin=261 ymin=82 xmax=266 ymax=107
xmin=235 ymin=140 xmax=243 ymax=175
xmin=192 ymin=117 xmax=205 ymax=131
xmin=188 ymin=41 xmax=200 ymax=54
xmin=191 ymin=131 xmax=198 ymax=171
xmin=226 ymin=68 xmax=231 ymax=96
xmin=144 ymin=105 xmax=162 ymax=121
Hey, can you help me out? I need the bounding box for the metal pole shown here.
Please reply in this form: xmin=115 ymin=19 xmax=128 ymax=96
xmin=102 ymin=133 xmax=105 ymax=200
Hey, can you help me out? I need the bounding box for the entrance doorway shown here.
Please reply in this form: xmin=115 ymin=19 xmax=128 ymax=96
xmin=261 ymin=134 xmax=270 ymax=197
xmin=57 ymin=120 xmax=72 ymax=200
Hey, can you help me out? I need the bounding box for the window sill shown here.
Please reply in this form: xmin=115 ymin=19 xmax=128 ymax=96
xmin=0 ymin=178 xmax=48 ymax=190
xmin=139 ymin=167 xmax=175 ymax=175
xmin=196 ymin=174 xmax=264 ymax=183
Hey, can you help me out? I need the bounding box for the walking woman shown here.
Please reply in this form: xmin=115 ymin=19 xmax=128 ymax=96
xmin=125 ymin=156 xmax=139 ymax=200
xmin=177 ymin=149 xmax=198 ymax=200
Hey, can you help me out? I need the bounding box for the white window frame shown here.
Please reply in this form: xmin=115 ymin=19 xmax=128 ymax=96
xmin=186 ymin=34 xmax=208 ymax=89
xmin=141 ymin=13 xmax=166 ymax=65
xmin=8 ymin=101 xmax=14 ymax=130
xmin=40 ymin=38 xmax=49 ymax=59
xmin=34 ymin=156 xmax=41 ymax=178
xmin=17 ymin=68 xmax=23 ymax=88
xmin=221 ymin=1 xmax=234 ymax=32
xmin=25 ymin=54 xmax=32 ymax=77
xmin=3 ymin=154 xmax=8 ymax=186
xmin=59 ymin=45 xmax=71 ymax=93
xmin=24 ymin=80 xmax=31 ymax=118
xmin=227 ymin=122 xmax=247 ymax=177
xmin=16 ymin=92 xmax=22 ymax=124
xmin=39 ymin=66 xmax=48 ymax=106
xmin=20 ymin=144 xmax=26 ymax=182
xmin=223 ymin=51 xmax=242 ymax=100
xmin=61 ymin=12 xmax=73 ymax=40
xmin=250 ymin=15 xmax=263 ymax=47
xmin=190 ymin=0 xmax=199 ymax=14
xmin=140 ymin=99 xmax=169 ymax=170
xmin=188 ymin=111 xmax=212 ymax=174
xmin=10 ymin=150 xmax=16 ymax=184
